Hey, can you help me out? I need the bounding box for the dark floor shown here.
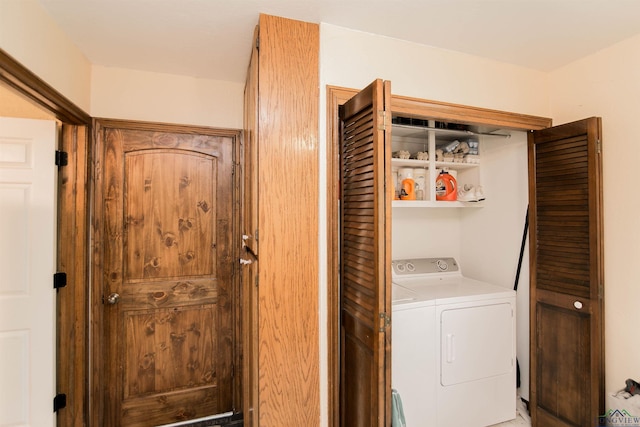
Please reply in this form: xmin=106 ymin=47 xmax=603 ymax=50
xmin=182 ymin=413 xmax=243 ymax=427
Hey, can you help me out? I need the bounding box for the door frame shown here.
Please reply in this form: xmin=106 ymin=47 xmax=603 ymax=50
xmin=89 ymin=118 xmax=243 ymax=425
xmin=0 ymin=48 xmax=91 ymax=426
xmin=326 ymin=84 xmax=552 ymax=427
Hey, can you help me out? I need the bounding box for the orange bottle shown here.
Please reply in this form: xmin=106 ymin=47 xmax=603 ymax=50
xmin=400 ymin=178 xmax=416 ymax=200
xmin=435 ymin=171 xmax=457 ymax=201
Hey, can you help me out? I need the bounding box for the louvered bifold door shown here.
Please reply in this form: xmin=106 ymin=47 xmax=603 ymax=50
xmin=528 ymin=117 xmax=604 ymax=427
xmin=339 ymin=79 xmax=392 ymax=427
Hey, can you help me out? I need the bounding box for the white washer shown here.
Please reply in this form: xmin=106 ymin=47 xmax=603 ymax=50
xmin=391 ymin=257 xmax=516 ymax=427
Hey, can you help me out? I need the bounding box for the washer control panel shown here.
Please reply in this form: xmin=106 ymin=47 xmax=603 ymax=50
xmin=392 ymin=257 xmax=459 ymax=276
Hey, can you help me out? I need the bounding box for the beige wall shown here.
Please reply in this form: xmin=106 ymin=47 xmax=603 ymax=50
xmin=0 ymin=84 xmax=55 ymax=120
xmin=550 ymin=32 xmax=640 ymax=394
xmin=320 ymin=24 xmax=550 ymax=117
xmin=91 ymin=65 xmax=244 ymax=128
xmin=0 ymin=0 xmax=91 ymax=112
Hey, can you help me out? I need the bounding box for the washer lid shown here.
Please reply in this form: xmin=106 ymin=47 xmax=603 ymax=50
xmin=393 ymin=275 xmax=515 ymax=305
xmin=392 ymin=283 xmax=435 ymax=308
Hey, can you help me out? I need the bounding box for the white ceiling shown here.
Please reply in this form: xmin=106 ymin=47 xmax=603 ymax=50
xmin=36 ymin=0 xmax=640 ymax=83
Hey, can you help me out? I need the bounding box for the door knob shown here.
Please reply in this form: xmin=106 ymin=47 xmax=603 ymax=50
xmin=573 ymin=300 xmax=583 ymax=310
xmin=106 ymin=293 xmax=120 ymax=304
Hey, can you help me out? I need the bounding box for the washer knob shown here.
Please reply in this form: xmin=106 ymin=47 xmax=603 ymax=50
xmin=406 ymin=262 xmax=415 ymax=272
xmin=436 ymin=259 xmax=449 ymax=271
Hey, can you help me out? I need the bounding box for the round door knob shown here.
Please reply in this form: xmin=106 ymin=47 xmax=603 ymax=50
xmin=573 ymin=301 xmax=583 ymax=310
xmin=106 ymin=293 xmax=120 ymax=305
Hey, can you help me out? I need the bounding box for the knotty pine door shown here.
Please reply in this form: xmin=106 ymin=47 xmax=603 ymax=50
xmin=92 ymin=120 xmax=240 ymax=426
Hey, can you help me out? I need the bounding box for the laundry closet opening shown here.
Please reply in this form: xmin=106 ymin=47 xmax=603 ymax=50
xmin=327 ymin=81 xmax=552 ymax=427
xmin=389 ymin=114 xmax=529 ymax=426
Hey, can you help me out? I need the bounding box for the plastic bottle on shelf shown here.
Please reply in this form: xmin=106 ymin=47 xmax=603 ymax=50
xmin=400 ymin=177 xmax=416 ymax=200
xmin=435 ymin=170 xmax=457 ymax=201
xmin=413 ymin=168 xmax=427 ymax=200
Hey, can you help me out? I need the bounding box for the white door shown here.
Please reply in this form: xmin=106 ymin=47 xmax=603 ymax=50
xmin=0 ymin=117 xmax=57 ymax=427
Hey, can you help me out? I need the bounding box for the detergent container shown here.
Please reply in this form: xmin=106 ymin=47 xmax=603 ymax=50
xmin=435 ymin=170 xmax=457 ymax=201
xmin=413 ymin=168 xmax=427 ymax=200
xmin=398 ymin=167 xmax=416 ymax=200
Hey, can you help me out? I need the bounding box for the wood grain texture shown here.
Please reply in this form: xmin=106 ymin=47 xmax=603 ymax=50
xmin=528 ymin=118 xmax=604 ymax=427
xmin=92 ymin=120 xmax=240 ymax=426
xmin=57 ymin=124 xmax=90 ymax=427
xmin=256 ymin=14 xmax=320 ymax=427
xmin=241 ymin=24 xmax=260 ymax=427
xmin=339 ymin=79 xmax=392 ymax=427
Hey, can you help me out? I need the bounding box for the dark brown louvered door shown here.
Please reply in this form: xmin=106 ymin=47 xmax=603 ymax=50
xmin=339 ymin=79 xmax=392 ymax=427
xmin=528 ymin=117 xmax=604 ymax=427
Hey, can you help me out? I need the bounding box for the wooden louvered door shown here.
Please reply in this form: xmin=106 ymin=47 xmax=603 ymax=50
xmin=528 ymin=117 xmax=604 ymax=427
xmin=339 ymin=79 xmax=392 ymax=427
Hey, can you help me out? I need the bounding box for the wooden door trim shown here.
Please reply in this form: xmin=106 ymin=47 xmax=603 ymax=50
xmin=0 ymin=49 xmax=91 ymax=125
xmin=90 ymin=118 xmax=242 ymax=426
xmin=0 ymin=48 xmax=91 ymax=427
xmin=92 ymin=117 xmax=242 ymax=137
xmin=326 ymin=84 xmax=552 ymax=427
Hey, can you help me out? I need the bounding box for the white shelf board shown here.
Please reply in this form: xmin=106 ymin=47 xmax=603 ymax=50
xmin=391 ymin=158 xmax=429 ymax=168
xmin=392 ymin=200 xmax=484 ymax=208
xmin=391 ymin=159 xmax=480 ymax=169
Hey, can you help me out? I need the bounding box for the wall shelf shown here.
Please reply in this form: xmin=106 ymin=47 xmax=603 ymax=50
xmin=392 ymin=200 xmax=484 ymax=208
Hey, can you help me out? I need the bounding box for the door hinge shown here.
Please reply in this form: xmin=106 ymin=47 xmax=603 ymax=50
xmin=596 ymin=139 xmax=602 ymax=154
xmin=256 ymin=36 xmax=260 ymax=50
xmin=53 ymin=272 xmax=67 ymax=290
xmin=379 ymin=312 xmax=390 ymax=332
xmin=377 ymin=110 xmax=388 ymax=131
xmin=53 ymin=393 xmax=67 ymax=412
xmin=55 ymin=150 xmax=68 ymax=167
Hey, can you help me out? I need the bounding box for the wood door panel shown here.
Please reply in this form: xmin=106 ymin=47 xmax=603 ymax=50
xmin=342 ymin=311 xmax=374 ymax=427
xmin=536 ymin=302 xmax=590 ymax=425
xmin=124 ymin=150 xmax=216 ymax=280
xmin=536 ymin=408 xmax=578 ymax=427
xmin=96 ymin=121 xmax=237 ymax=426
xmin=118 ymin=128 xmax=229 ymax=157
xmin=123 ymin=305 xmax=216 ymax=397
xmin=121 ymin=387 xmax=218 ymax=427
xmin=120 ymin=278 xmax=218 ymax=308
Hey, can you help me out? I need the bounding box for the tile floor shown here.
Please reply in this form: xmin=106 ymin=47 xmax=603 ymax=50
xmin=490 ymin=398 xmax=531 ymax=426
xmin=491 ymin=412 xmax=531 ymax=426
